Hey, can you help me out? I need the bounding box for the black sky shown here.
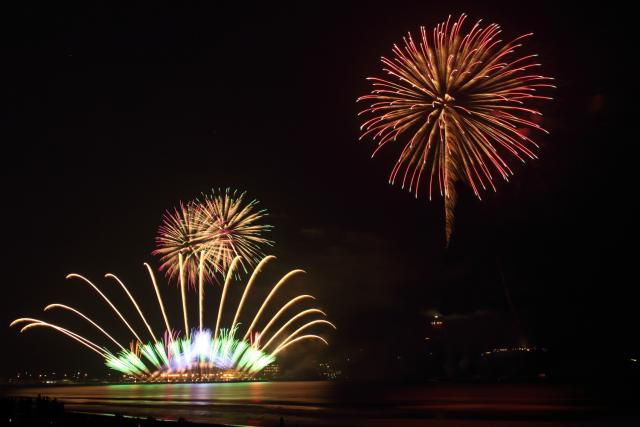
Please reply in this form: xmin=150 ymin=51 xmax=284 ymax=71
xmin=0 ymin=2 xmax=634 ymax=378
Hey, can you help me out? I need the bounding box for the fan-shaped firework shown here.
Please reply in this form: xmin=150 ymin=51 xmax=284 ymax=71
xmin=154 ymin=189 xmax=273 ymax=287
xmin=358 ymin=14 xmax=554 ymax=244
xmin=11 ymin=256 xmax=334 ymax=380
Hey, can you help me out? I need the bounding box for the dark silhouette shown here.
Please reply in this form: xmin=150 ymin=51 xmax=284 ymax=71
xmin=1 ymin=396 xmax=224 ymax=426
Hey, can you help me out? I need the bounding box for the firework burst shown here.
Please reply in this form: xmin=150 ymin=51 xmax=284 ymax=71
xmin=154 ymin=189 xmax=273 ymax=287
xmin=198 ymin=189 xmax=274 ymax=276
xmin=154 ymin=201 xmax=208 ymax=287
xmin=358 ymin=14 xmax=554 ymax=244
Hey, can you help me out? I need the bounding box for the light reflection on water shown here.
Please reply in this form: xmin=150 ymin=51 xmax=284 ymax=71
xmin=3 ymin=381 xmax=631 ymax=426
xmin=67 ymin=381 xmax=333 ymax=404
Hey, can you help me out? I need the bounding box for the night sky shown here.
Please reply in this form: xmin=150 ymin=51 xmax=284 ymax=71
xmin=0 ymin=2 xmax=634 ymax=379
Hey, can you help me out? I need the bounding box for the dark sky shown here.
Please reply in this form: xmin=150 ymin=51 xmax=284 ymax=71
xmin=0 ymin=2 xmax=634 ymax=378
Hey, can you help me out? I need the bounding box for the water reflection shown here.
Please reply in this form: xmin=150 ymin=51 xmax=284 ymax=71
xmin=3 ymin=381 xmax=634 ymax=426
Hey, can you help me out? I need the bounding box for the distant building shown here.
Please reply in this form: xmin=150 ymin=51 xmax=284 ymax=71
xmin=260 ymin=362 xmax=280 ymax=380
xmin=477 ymin=346 xmax=549 ymax=381
xmin=317 ymin=362 xmax=341 ymax=380
xmin=7 ymin=371 xmax=95 ymax=385
xmin=430 ymin=314 xmax=444 ymax=328
xmin=423 ymin=314 xmax=447 ymax=379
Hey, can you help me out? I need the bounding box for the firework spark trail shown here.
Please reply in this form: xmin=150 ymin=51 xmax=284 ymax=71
xmin=358 ymin=14 xmax=554 ymax=244
xmin=22 ymin=323 xmax=107 ymax=357
xmin=199 ymin=251 xmax=205 ymax=332
xmin=261 ymin=308 xmax=327 ymax=351
xmin=11 ymin=318 xmax=107 ymax=357
xmin=179 ymin=253 xmax=189 ymax=337
xmin=242 ymin=269 xmax=306 ymax=341
xmin=273 ymin=319 xmax=336 ymax=354
xmin=11 ymin=256 xmax=333 ymax=377
xmin=272 ymin=335 xmax=328 ymax=357
xmin=105 ymin=273 xmax=158 ymax=342
xmin=214 ymin=256 xmax=241 ymax=341
xmin=259 ymin=295 xmax=316 ymax=339
xmin=232 ymin=255 xmax=276 ymax=328
xmin=44 ymin=304 xmax=127 ymax=351
xmin=145 ymin=263 xmax=174 ymax=345
xmin=67 ymin=273 xmax=144 ymax=343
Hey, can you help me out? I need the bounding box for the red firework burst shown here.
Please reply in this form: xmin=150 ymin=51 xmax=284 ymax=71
xmin=358 ymin=14 xmax=554 ymax=244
